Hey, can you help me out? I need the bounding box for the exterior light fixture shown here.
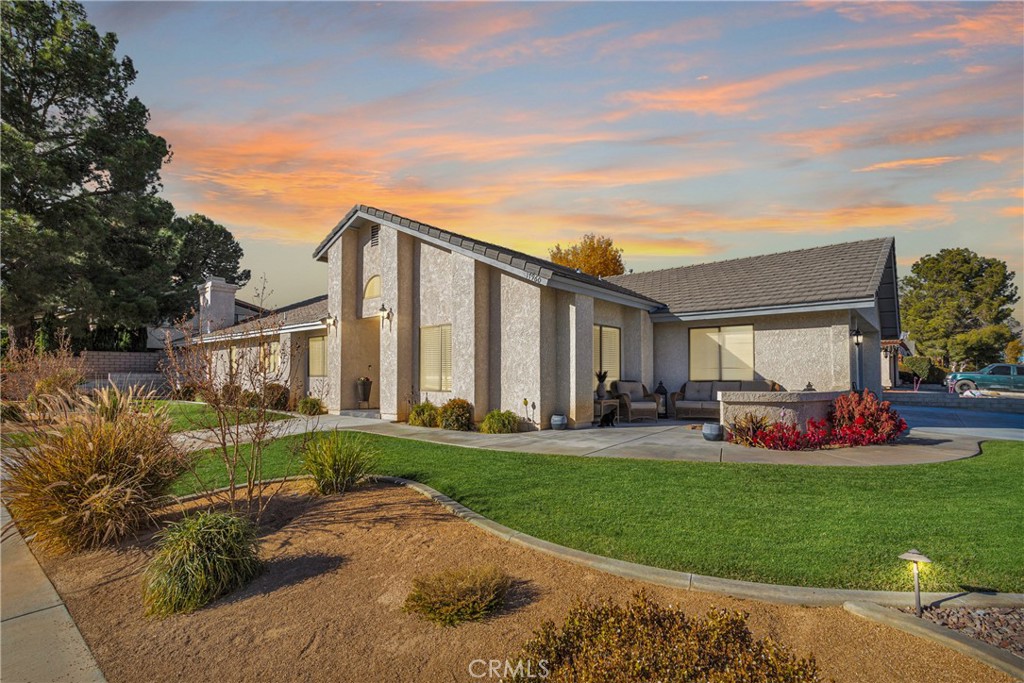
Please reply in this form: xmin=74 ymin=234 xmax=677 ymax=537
xmin=850 ymin=326 xmax=864 ymax=391
xmin=379 ymin=304 xmax=393 ymax=329
xmin=320 ymin=315 xmax=337 ymax=328
xmin=899 ymin=548 xmax=931 ymax=617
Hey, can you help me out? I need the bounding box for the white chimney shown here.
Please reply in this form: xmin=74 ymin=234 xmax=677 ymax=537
xmin=198 ymin=277 xmax=240 ymax=333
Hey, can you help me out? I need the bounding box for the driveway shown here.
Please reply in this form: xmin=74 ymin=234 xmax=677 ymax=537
xmin=895 ymin=405 xmax=1024 ymax=442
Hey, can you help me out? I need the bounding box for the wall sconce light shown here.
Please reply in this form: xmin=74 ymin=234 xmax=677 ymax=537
xmin=320 ymin=315 xmax=337 ymax=328
xmin=899 ymin=548 xmax=931 ymax=617
xmin=379 ymin=303 xmax=393 ymax=329
xmin=850 ymin=327 xmax=863 ymax=346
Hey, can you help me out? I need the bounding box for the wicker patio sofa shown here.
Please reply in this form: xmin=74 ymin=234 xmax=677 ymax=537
xmin=670 ymin=380 xmax=773 ymax=419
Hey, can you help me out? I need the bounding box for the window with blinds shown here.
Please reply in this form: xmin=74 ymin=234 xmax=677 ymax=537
xmin=592 ymin=325 xmax=621 ymax=389
xmin=261 ymin=340 xmax=280 ymax=373
xmin=689 ymin=325 xmax=754 ymax=381
xmin=308 ymin=336 xmax=327 ymax=378
xmin=420 ymin=324 xmax=452 ymax=391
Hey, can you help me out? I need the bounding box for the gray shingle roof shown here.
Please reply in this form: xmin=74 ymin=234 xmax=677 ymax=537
xmin=608 ymin=237 xmax=896 ymax=315
xmin=314 ymin=204 xmax=660 ymax=306
xmin=205 ymin=294 xmax=328 ymax=338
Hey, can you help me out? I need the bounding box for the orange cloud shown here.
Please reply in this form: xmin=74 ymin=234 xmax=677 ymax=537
xmin=854 ymin=156 xmax=964 ymax=173
xmin=811 ymin=2 xmax=1023 ymax=54
xmin=998 ymin=205 xmax=1024 ymax=218
xmin=397 ymin=6 xmax=539 ymax=65
xmin=613 ymin=63 xmax=864 ymax=116
xmin=936 ymin=185 xmax=1024 ymax=203
xmin=773 ymin=116 xmax=1021 ymax=155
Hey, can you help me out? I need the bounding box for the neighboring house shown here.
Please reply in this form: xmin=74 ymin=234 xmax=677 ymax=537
xmin=198 ymin=204 xmax=900 ymax=428
xmin=880 ymin=338 xmax=913 ymax=388
xmin=146 ymin=277 xmax=266 ymax=350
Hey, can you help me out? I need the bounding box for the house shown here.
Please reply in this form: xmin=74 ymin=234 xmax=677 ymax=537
xmin=880 ymin=338 xmax=913 ymax=388
xmin=199 ymin=204 xmax=900 ymax=428
xmin=145 ymin=277 xmax=266 ymax=349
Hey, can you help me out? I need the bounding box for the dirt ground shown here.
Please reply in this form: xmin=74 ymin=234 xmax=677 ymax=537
xmin=37 ymin=483 xmax=1012 ymax=683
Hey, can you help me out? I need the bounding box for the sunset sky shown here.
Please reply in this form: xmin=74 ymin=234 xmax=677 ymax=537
xmin=85 ymin=2 xmax=1023 ymax=318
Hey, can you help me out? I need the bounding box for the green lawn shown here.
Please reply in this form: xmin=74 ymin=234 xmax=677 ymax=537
xmin=173 ymin=434 xmax=1023 ymax=593
xmin=156 ymin=401 xmax=292 ymax=433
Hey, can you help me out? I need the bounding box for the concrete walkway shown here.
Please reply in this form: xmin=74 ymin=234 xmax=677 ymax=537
xmin=1 ymin=505 xmax=106 ymax=683
xmin=172 ymin=401 xmax=1022 ymax=466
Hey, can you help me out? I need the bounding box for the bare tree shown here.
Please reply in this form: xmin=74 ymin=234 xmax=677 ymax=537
xmin=162 ymin=282 xmax=319 ymax=522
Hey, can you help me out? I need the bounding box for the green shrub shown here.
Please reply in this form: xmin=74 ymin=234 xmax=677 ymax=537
xmin=404 ymin=565 xmax=513 ymax=627
xmin=1 ymin=400 xmax=26 ymax=423
xmin=514 ymin=591 xmax=822 ymax=683
xmin=296 ymin=396 xmax=326 ymax=416
xmin=220 ymin=383 xmax=242 ymax=405
xmin=408 ymin=400 xmax=439 ymax=427
xmin=302 ymin=431 xmax=378 ymax=495
xmin=263 ymin=383 xmax=291 ymax=411
xmin=726 ymin=412 xmax=772 ymax=446
xmin=2 ymin=409 xmax=188 ymax=553
xmin=480 ymin=409 xmax=520 ymax=434
xmin=239 ymin=389 xmax=261 ymax=408
xmin=142 ymin=511 xmax=263 ymax=617
xmin=901 ymin=357 xmax=946 ymax=384
xmin=438 ymin=398 xmax=474 ymax=431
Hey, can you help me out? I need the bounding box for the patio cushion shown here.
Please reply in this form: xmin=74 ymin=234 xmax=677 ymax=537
xmin=614 ymin=380 xmax=646 ymax=401
xmin=685 ymin=381 xmax=713 ymax=401
xmin=700 ymin=402 xmax=721 ymax=411
xmin=630 ymin=400 xmax=658 ymax=412
xmin=675 ymin=400 xmax=704 ymax=411
xmin=712 ymin=381 xmax=741 ymax=398
xmin=740 ymin=380 xmax=771 ymax=392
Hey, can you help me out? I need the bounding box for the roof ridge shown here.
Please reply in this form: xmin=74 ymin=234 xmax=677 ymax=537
xmin=609 ymin=236 xmax=894 ymax=282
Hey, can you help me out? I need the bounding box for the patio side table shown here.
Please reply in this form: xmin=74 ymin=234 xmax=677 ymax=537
xmin=594 ymin=399 xmax=619 ymax=425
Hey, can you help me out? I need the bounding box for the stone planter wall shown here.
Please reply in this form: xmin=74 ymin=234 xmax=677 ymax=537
xmin=719 ymin=391 xmax=845 ymax=432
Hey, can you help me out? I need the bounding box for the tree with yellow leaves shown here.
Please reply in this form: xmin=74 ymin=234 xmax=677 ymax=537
xmin=548 ymin=234 xmax=625 ymax=277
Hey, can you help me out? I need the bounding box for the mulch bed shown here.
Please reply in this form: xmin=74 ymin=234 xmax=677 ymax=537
xmin=32 ymin=482 xmax=1014 ymax=683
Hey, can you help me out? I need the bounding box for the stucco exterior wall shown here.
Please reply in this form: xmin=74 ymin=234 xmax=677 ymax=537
xmin=653 ymin=311 xmax=857 ymax=395
xmin=359 ymin=225 xmax=382 ymax=319
xmin=494 ymin=272 xmax=543 ymax=426
xmin=378 ymin=228 xmax=414 ymax=421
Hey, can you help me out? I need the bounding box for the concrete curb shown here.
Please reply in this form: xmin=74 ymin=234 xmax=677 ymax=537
xmin=844 ymin=601 xmax=1024 ymax=680
xmin=374 ymin=476 xmax=1024 ymax=608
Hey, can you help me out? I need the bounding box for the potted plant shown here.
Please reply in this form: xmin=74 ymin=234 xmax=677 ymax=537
xmin=357 ymin=365 xmax=372 ymax=402
xmin=595 ymin=370 xmax=608 ymax=399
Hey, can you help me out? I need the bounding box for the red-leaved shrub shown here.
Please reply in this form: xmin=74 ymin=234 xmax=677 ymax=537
xmin=730 ymin=390 xmax=907 ymax=451
xmin=828 ymin=390 xmax=907 ymax=445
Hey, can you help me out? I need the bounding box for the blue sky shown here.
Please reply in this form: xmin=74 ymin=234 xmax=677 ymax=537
xmin=85 ymin=2 xmax=1023 ymax=317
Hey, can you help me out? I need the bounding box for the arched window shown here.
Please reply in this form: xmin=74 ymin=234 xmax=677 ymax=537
xmin=363 ymin=275 xmax=381 ymax=299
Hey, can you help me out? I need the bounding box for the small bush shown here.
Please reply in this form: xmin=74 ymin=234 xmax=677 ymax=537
xmin=480 ymin=409 xmax=520 ymax=434
xmin=404 ymin=565 xmax=513 ymax=627
xmin=2 ymin=408 xmax=188 ymax=553
xmin=1 ymin=400 xmax=26 ymax=423
xmin=408 ymin=400 xmax=439 ymax=428
xmin=302 ymin=431 xmax=378 ymax=495
xmin=220 ymin=383 xmax=242 ymax=405
xmin=170 ymin=382 xmax=198 ymax=401
xmin=438 ymin=398 xmax=474 ymax=431
xmin=263 ymin=383 xmax=291 ymax=411
xmin=727 ymin=412 xmax=772 ymax=446
xmin=901 ymin=357 xmax=946 ymax=384
xmin=829 ymin=389 xmax=907 ymax=446
xmin=239 ymin=389 xmax=261 ymax=408
xmin=296 ymin=396 xmax=326 ymax=416
xmin=81 ymin=385 xmax=155 ymax=422
xmin=142 ymin=512 xmax=263 ymax=617
xmin=514 ymin=591 xmax=823 ymax=683
xmin=28 ymin=368 xmax=83 ymax=410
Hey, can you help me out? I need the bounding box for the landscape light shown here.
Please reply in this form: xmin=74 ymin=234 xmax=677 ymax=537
xmin=898 ymin=549 xmax=931 ymax=617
